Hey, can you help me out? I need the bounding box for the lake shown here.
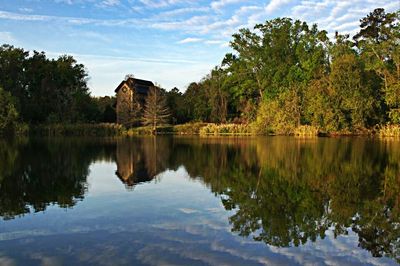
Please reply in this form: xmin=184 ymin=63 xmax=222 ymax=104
xmin=0 ymin=136 xmax=399 ymax=265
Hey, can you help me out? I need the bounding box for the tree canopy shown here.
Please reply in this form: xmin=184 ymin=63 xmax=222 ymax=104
xmin=174 ymin=8 xmax=399 ymax=134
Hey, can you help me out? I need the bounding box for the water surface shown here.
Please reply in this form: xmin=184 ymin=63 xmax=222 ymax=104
xmin=0 ymin=137 xmax=399 ymax=265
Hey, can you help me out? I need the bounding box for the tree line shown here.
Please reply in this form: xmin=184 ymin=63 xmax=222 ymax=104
xmin=0 ymin=8 xmax=398 ymax=135
xmin=0 ymin=45 xmax=116 ymax=134
xmin=167 ymin=8 xmax=399 ymax=134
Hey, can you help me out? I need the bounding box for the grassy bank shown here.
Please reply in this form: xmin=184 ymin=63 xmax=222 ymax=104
xmin=32 ymin=123 xmax=125 ymax=137
xmin=24 ymin=122 xmax=400 ymax=138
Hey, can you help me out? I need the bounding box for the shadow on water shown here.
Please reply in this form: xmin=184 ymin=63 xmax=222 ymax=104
xmin=0 ymin=136 xmax=399 ymax=262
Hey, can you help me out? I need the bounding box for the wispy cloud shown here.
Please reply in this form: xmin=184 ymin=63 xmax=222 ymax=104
xmin=98 ymin=0 xmax=120 ymax=7
xmin=210 ymin=0 xmax=242 ymax=11
xmin=18 ymin=7 xmax=34 ymax=13
xmin=265 ymin=0 xmax=293 ymax=14
xmin=158 ymin=7 xmax=210 ymax=18
xmin=138 ymin=0 xmax=191 ymax=9
xmin=178 ymin=37 xmax=203 ymax=44
xmin=0 ymin=32 xmax=16 ymax=43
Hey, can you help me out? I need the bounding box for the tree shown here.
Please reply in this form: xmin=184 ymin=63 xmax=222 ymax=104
xmin=142 ymin=86 xmax=170 ymax=133
xmin=183 ymin=82 xmax=210 ymax=121
xmin=0 ymin=88 xmax=19 ymax=135
xmin=0 ymin=45 xmax=94 ymax=124
xmin=354 ymin=9 xmax=400 ymax=123
xmin=166 ymin=87 xmax=186 ymax=124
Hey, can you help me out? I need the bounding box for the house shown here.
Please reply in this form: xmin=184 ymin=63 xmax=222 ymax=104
xmin=115 ymin=77 xmax=154 ymax=126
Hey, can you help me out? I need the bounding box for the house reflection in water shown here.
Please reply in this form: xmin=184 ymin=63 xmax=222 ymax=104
xmin=115 ymin=138 xmax=170 ymax=189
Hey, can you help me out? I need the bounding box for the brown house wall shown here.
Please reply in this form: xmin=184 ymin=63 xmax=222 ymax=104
xmin=116 ymin=84 xmax=134 ymax=126
xmin=116 ymin=82 xmax=149 ymax=127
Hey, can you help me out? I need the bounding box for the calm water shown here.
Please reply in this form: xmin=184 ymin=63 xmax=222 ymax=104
xmin=0 ymin=136 xmax=399 ymax=266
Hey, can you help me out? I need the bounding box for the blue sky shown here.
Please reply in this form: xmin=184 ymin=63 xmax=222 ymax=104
xmin=0 ymin=0 xmax=398 ymax=96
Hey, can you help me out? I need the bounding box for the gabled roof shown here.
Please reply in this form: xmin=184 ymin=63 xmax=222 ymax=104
xmin=114 ymin=77 xmax=154 ymax=93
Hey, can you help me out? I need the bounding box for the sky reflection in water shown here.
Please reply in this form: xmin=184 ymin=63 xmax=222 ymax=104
xmin=0 ymin=137 xmax=399 ymax=265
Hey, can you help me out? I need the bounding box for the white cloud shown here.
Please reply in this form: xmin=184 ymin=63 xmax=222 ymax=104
xmin=150 ymin=15 xmax=211 ymax=31
xmin=0 ymin=32 xmax=16 ymax=43
xmin=0 ymin=10 xmax=49 ymax=21
xmin=289 ymin=0 xmax=399 ymax=37
xmin=138 ymin=0 xmax=190 ymax=9
xmin=98 ymin=0 xmax=120 ymax=7
xmin=158 ymin=7 xmax=209 ymax=18
xmin=265 ymin=0 xmax=293 ymax=14
xmin=18 ymin=7 xmax=34 ymax=13
xmin=210 ymin=0 xmax=242 ymax=11
xmin=178 ymin=37 xmax=203 ymax=44
xmin=41 ymin=51 xmax=210 ymax=94
xmin=204 ymin=40 xmax=225 ymax=45
xmin=54 ymin=0 xmax=93 ymax=4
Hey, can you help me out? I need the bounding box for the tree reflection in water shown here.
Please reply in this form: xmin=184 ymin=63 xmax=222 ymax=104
xmin=169 ymin=137 xmax=400 ymax=262
xmin=0 ymin=136 xmax=398 ymax=262
xmin=0 ymin=138 xmax=115 ymax=219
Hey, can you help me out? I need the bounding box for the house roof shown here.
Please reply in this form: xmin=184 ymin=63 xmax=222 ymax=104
xmin=114 ymin=77 xmax=154 ymax=93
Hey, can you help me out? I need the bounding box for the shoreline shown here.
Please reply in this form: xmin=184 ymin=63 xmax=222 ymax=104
xmin=18 ymin=122 xmax=400 ymax=138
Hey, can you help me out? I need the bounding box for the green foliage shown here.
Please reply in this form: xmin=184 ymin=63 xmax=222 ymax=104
xmin=354 ymin=9 xmax=400 ymax=124
xmin=0 ymin=45 xmax=95 ymax=125
xmin=329 ymin=52 xmax=377 ymax=129
xmin=255 ymin=88 xmax=301 ymax=135
xmin=166 ymin=87 xmax=187 ymax=124
xmin=0 ymin=88 xmax=19 ymax=134
xmin=92 ymin=96 xmax=116 ymax=123
xmin=175 ymin=8 xmax=398 ymax=135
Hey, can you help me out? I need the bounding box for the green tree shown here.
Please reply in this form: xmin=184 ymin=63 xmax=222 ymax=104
xmin=166 ymin=87 xmax=187 ymax=124
xmin=183 ymin=82 xmax=210 ymax=121
xmin=0 ymin=45 xmax=94 ymax=124
xmin=0 ymin=88 xmax=19 ymax=135
xmin=354 ymin=9 xmax=400 ymax=123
